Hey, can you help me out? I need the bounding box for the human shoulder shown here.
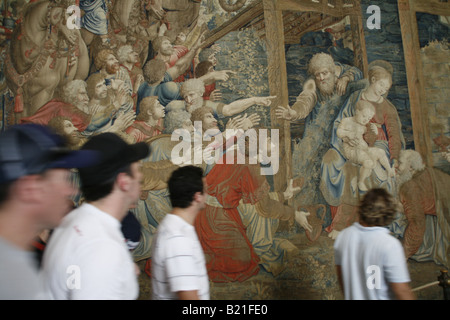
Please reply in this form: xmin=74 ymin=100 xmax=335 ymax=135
xmin=333 ymin=223 xmax=357 ymax=250
xmin=399 ymin=173 xmax=424 ymax=197
xmin=156 ymin=214 xmax=197 ymax=255
xmin=378 ymin=98 xmax=399 ymax=115
xmin=159 ymin=214 xmax=193 ymax=237
xmin=57 ymin=204 xmax=118 ymax=240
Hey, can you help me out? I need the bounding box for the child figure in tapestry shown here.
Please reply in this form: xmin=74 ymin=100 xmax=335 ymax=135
xmin=337 ymin=100 xmax=395 ymax=191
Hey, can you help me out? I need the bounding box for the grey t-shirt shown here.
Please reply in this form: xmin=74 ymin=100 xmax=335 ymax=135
xmin=0 ymin=237 xmax=49 ymax=299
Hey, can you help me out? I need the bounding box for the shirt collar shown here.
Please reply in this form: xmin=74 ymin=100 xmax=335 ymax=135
xmin=82 ymin=203 xmax=122 ymax=230
xmin=354 ymin=222 xmax=389 ymax=233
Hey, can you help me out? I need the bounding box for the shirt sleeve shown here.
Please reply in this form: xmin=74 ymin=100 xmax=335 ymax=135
xmin=383 ymin=237 xmax=411 ymax=284
xmin=333 ymin=233 xmax=343 ymax=266
xmin=165 ymin=235 xmax=201 ymax=293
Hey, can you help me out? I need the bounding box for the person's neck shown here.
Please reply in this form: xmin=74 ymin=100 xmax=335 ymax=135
xmin=359 ymin=221 xmax=380 ymax=228
xmin=145 ymin=116 xmax=159 ymax=127
xmin=0 ymin=207 xmax=41 ymax=251
xmin=122 ymin=62 xmax=134 ymax=71
xmin=156 ymin=52 xmax=171 ymax=62
xmin=171 ymin=206 xmax=199 ymax=226
xmin=88 ymin=195 xmax=129 ymax=223
xmin=363 ymin=87 xmax=383 ymax=103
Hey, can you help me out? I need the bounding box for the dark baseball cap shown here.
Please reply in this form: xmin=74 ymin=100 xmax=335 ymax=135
xmin=78 ymin=133 xmax=150 ymax=187
xmin=0 ymin=124 xmax=101 ymax=184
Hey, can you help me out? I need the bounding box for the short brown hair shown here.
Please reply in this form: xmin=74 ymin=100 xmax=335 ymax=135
xmin=195 ymin=61 xmax=213 ymax=78
xmin=136 ymin=96 xmax=159 ymax=121
xmin=191 ymin=106 xmax=214 ymax=125
xmin=143 ymin=59 xmax=167 ymax=84
xmin=358 ymin=188 xmax=397 ymax=227
xmin=94 ymin=49 xmax=115 ymax=70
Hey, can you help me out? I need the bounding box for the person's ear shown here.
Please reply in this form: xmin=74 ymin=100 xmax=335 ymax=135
xmin=116 ymin=172 xmax=132 ymax=192
xmin=193 ymin=191 xmax=204 ymax=203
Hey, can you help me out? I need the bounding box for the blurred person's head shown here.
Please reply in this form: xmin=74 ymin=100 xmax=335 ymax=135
xmin=0 ymin=124 xmax=99 ymax=238
xmin=78 ymin=133 xmax=150 ymax=209
xmin=358 ymin=188 xmax=397 ymax=227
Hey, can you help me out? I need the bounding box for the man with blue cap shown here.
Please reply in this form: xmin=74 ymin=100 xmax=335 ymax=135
xmin=0 ymin=124 xmax=100 ymax=299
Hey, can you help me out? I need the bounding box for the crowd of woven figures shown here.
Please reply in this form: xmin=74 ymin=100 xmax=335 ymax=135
xmin=1 ymin=0 xmax=449 ymax=283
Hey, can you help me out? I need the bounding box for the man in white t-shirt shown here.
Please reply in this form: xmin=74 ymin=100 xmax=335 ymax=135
xmin=334 ymin=188 xmax=415 ymax=300
xmin=42 ymin=133 xmax=150 ymax=299
xmin=151 ymin=165 xmax=210 ymax=300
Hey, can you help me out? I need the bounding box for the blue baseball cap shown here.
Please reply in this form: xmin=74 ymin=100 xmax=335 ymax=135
xmin=0 ymin=124 xmax=101 ymax=184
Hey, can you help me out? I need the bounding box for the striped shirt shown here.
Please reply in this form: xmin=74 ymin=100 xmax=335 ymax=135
xmin=151 ymin=213 xmax=209 ymax=300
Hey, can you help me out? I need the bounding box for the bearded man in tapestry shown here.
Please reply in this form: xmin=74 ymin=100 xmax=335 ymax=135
xmin=276 ymin=52 xmax=364 ymax=227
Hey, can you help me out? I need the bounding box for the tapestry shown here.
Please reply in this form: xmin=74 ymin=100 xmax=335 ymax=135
xmin=0 ymin=0 xmax=449 ymax=299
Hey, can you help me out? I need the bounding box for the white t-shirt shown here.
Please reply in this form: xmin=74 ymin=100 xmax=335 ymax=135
xmin=151 ymin=213 xmax=210 ymax=300
xmin=334 ymin=222 xmax=411 ymax=300
xmin=0 ymin=237 xmax=50 ymax=300
xmin=41 ymin=203 xmax=139 ymax=300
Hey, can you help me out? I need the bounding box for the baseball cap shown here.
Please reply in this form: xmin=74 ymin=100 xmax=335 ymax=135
xmin=78 ymin=133 xmax=150 ymax=187
xmin=0 ymin=124 xmax=101 ymax=184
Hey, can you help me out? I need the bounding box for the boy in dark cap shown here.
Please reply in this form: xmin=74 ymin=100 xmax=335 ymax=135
xmin=41 ymin=133 xmax=150 ymax=300
xmin=0 ymin=124 xmax=99 ymax=300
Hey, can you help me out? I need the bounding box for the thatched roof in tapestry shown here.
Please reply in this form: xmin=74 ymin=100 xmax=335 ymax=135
xmin=204 ymin=0 xmax=363 ymax=47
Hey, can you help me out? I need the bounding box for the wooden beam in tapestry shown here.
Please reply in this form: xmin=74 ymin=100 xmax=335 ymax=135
xmin=202 ymin=1 xmax=264 ymax=48
xmin=262 ymin=0 xmax=291 ymax=191
xmin=398 ymin=0 xmax=434 ymax=166
xmin=277 ymin=0 xmax=358 ymax=17
xmin=349 ymin=1 xmax=369 ymax=77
